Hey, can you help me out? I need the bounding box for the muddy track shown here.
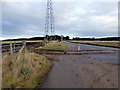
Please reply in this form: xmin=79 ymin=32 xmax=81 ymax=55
xmin=33 ymin=49 xmax=116 ymax=55
xmin=80 ymin=63 xmax=114 ymax=88
xmin=41 ymin=42 xmax=118 ymax=88
xmin=35 ymin=51 xmax=115 ymax=55
xmin=34 ymin=49 xmax=117 ymax=52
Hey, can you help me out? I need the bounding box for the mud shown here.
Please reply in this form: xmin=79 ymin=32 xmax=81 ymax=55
xmin=41 ymin=42 xmax=118 ymax=88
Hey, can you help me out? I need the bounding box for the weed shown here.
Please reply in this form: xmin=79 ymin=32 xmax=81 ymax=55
xmin=20 ymin=67 xmax=31 ymax=75
xmin=3 ymin=51 xmax=53 ymax=88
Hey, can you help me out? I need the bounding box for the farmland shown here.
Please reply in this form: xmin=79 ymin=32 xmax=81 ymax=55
xmin=68 ymin=40 xmax=120 ymax=48
xmin=2 ymin=40 xmax=42 ymax=44
xmin=1 ymin=40 xmax=119 ymax=88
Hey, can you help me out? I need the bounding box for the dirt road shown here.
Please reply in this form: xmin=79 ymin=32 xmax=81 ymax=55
xmin=42 ymin=42 xmax=118 ymax=88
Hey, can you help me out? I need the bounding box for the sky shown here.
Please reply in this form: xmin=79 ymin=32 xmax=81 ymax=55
xmin=1 ymin=0 xmax=119 ymax=40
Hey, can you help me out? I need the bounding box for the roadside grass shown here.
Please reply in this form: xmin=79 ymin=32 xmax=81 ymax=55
xmin=69 ymin=40 xmax=120 ymax=48
xmin=36 ymin=41 xmax=70 ymax=50
xmin=2 ymin=50 xmax=53 ymax=88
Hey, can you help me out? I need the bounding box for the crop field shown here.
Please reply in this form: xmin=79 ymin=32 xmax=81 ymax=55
xmin=69 ymin=40 xmax=120 ymax=48
xmin=2 ymin=40 xmax=42 ymax=44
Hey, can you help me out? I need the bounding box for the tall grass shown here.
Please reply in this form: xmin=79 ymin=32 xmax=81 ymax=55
xmin=2 ymin=49 xmax=53 ymax=88
xmin=38 ymin=41 xmax=70 ymax=50
xmin=69 ymin=40 xmax=119 ymax=48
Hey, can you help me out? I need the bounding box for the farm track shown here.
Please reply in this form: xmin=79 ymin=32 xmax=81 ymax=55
xmin=33 ymin=49 xmax=116 ymax=55
xmin=41 ymin=41 xmax=118 ymax=88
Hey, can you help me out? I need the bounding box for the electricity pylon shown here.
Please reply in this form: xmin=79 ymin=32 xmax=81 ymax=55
xmin=44 ymin=0 xmax=55 ymax=37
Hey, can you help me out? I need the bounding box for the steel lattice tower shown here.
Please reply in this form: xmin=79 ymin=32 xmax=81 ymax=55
xmin=44 ymin=0 xmax=55 ymax=37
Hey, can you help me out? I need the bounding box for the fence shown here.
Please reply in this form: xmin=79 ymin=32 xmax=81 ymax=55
xmin=1 ymin=41 xmax=25 ymax=56
xmin=1 ymin=40 xmax=43 ymax=56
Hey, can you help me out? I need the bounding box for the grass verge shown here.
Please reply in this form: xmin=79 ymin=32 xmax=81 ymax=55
xmin=69 ymin=40 xmax=120 ymax=48
xmin=36 ymin=41 xmax=70 ymax=50
xmin=2 ymin=50 xmax=53 ymax=88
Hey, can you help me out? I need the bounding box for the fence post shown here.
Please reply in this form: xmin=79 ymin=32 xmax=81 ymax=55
xmin=23 ymin=41 xmax=26 ymax=52
xmin=23 ymin=41 xmax=26 ymax=61
xmin=10 ymin=42 xmax=13 ymax=56
xmin=14 ymin=41 xmax=15 ymax=53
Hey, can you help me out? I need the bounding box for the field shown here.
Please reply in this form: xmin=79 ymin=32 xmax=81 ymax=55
xmin=36 ymin=41 xmax=70 ymax=50
xmin=2 ymin=40 xmax=119 ymax=88
xmin=69 ymin=40 xmax=120 ymax=48
xmin=2 ymin=40 xmax=42 ymax=44
xmin=2 ymin=50 xmax=53 ymax=88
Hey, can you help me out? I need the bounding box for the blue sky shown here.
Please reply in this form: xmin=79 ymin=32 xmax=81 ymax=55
xmin=1 ymin=0 xmax=118 ymax=40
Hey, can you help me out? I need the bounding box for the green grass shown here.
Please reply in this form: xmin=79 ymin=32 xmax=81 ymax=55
xmin=69 ymin=40 xmax=120 ymax=48
xmin=41 ymin=41 xmax=70 ymax=50
xmin=2 ymin=50 xmax=53 ymax=88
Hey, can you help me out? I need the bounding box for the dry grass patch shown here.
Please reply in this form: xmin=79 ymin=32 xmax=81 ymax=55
xmin=2 ymin=40 xmax=42 ymax=44
xmin=69 ymin=40 xmax=120 ymax=48
xmin=2 ymin=51 xmax=53 ymax=88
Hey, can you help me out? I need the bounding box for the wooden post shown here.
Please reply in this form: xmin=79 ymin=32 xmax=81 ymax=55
xmin=14 ymin=41 xmax=15 ymax=53
xmin=23 ymin=41 xmax=26 ymax=47
xmin=23 ymin=41 xmax=26 ymax=52
xmin=23 ymin=41 xmax=26 ymax=61
xmin=10 ymin=42 xmax=13 ymax=56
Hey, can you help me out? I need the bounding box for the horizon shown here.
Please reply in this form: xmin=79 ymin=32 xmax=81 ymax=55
xmin=1 ymin=35 xmax=119 ymax=41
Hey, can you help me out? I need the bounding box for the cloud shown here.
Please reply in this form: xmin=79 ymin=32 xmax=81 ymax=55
xmin=2 ymin=2 xmax=46 ymax=37
xmin=2 ymin=1 xmax=118 ymax=39
xmin=93 ymin=16 xmax=117 ymax=23
xmin=2 ymin=0 xmax=119 ymax=2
